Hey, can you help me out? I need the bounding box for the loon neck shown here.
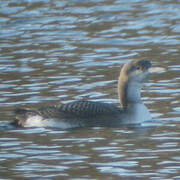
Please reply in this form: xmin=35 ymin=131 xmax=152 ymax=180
xmin=118 ymin=76 xmax=142 ymax=110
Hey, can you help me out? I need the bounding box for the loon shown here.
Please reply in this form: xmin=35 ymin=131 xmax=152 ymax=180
xmin=11 ymin=59 xmax=164 ymax=129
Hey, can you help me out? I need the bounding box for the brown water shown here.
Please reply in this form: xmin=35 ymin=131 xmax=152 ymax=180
xmin=0 ymin=0 xmax=180 ymax=179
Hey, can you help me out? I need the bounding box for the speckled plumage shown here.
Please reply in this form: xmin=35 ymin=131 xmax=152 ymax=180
xmin=12 ymin=100 xmax=122 ymax=127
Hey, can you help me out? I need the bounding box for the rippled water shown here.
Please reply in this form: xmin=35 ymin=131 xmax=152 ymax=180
xmin=0 ymin=0 xmax=180 ymax=179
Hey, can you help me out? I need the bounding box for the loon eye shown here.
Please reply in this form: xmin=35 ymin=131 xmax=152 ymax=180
xmin=136 ymin=66 xmax=141 ymax=70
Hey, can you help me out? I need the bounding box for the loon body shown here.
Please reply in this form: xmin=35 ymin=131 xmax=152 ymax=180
xmin=11 ymin=59 xmax=163 ymax=129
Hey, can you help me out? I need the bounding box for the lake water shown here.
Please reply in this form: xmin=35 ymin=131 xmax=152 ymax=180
xmin=0 ymin=0 xmax=180 ymax=179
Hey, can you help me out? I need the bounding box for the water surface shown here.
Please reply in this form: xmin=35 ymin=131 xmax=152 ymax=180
xmin=0 ymin=0 xmax=180 ymax=179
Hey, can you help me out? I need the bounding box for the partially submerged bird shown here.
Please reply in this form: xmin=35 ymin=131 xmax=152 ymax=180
xmin=11 ymin=59 xmax=164 ymax=129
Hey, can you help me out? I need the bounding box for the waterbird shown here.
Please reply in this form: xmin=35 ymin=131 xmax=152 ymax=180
xmin=11 ymin=59 xmax=164 ymax=129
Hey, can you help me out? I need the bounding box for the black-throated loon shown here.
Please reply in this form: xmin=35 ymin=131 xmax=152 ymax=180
xmin=11 ymin=59 xmax=164 ymax=129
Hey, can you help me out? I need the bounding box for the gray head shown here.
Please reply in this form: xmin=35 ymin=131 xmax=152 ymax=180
xmin=118 ymin=59 xmax=152 ymax=109
xmin=120 ymin=59 xmax=151 ymax=83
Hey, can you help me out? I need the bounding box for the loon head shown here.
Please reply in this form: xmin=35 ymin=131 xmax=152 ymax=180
xmin=118 ymin=59 xmax=163 ymax=109
xmin=120 ymin=59 xmax=152 ymax=84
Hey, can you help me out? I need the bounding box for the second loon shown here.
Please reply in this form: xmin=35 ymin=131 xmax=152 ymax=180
xmin=11 ymin=59 xmax=164 ymax=129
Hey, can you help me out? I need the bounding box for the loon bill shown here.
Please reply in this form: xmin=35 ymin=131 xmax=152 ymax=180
xmin=11 ymin=59 xmax=165 ymax=129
